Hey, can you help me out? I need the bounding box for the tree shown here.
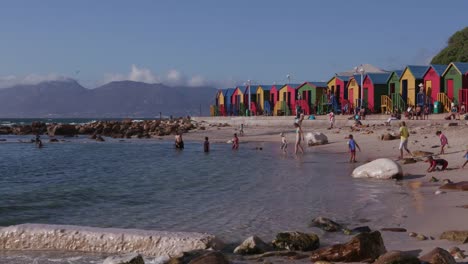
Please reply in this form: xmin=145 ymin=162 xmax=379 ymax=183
xmin=431 ymin=27 xmax=468 ymax=64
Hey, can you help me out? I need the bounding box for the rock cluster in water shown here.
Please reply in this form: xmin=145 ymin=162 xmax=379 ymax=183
xmin=0 ymin=118 xmax=212 ymax=138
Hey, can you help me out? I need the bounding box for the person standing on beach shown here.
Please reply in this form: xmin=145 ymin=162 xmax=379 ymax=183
xmin=329 ymin=111 xmax=335 ymax=129
xmin=436 ymin=131 xmax=448 ymax=155
xmin=294 ymin=123 xmax=304 ymax=155
xmin=462 ymin=148 xmax=468 ymax=168
xmin=347 ymin=134 xmax=361 ymax=163
xmin=280 ymin=132 xmax=288 ymax=154
xmin=232 ymin=133 xmax=239 ymax=150
xmin=239 ymin=124 xmax=244 ymax=136
xmin=399 ymin=121 xmax=412 ymax=159
xmin=204 ymin=137 xmax=210 ymax=153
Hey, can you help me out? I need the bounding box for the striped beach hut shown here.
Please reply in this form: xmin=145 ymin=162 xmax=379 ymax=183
xmin=399 ymin=65 xmax=429 ymax=107
xmin=274 ymin=83 xmax=301 ymax=116
xmin=422 ymin=64 xmax=447 ymax=105
xmin=256 ymin=85 xmax=273 ymax=115
xmin=441 ymin=62 xmax=468 ymax=112
xmin=362 ymin=73 xmax=391 ymax=113
xmin=297 ymin=81 xmax=328 ymax=114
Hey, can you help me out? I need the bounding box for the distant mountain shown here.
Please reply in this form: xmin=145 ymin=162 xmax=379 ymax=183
xmin=0 ymin=80 xmax=217 ymax=118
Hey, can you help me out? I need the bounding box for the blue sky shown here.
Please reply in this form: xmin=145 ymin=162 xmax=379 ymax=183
xmin=0 ymin=0 xmax=467 ymax=88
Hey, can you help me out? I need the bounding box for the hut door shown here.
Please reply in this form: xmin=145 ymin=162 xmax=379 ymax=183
xmin=390 ymin=83 xmax=395 ymax=95
xmin=402 ymin=80 xmax=408 ymax=102
xmin=363 ymin=88 xmax=369 ymax=107
xmin=307 ymin=91 xmax=312 ymax=105
xmin=287 ymin=92 xmax=291 ymax=106
xmin=447 ymin=79 xmax=454 ymax=99
xmin=336 ymin=85 xmax=341 ymax=100
xmin=349 ymin=89 xmax=354 ymax=106
xmin=425 ymin=80 xmax=432 ymax=98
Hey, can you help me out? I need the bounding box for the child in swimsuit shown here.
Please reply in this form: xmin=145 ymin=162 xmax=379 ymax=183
xmin=436 ymin=131 xmax=448 ymax=155
xmin=232 ymin=133 xmax=239 ymax=150
xmin=280 ymin=132 xmax=287 ymax=153
xmin=347 ymin=134 xmax=361 ymax=163
xmin=426 ymin=156 xmax=448 ymax=172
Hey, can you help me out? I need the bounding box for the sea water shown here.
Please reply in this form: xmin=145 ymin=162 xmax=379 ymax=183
xmin=0 ymin=136 xmax=410 ymax=263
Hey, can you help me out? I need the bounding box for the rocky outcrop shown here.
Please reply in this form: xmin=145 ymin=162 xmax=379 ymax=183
xmin=309 ymin=217 xmax=342 ymax=232
xmin=412 ymin=150 xmax=434 ymax=158
xmin=233 ymin=236 xmax=271 ymax=255
xmin=48 ymin=124 xmax=78 ymax=136
xmin=373 ymin=250 xmax=420 ymax=264
xmin=272 ymin=231 xmax=319 ymax=251
xmin=103 ymin=253 xmax=145 ymax=264
xmin=306 ymin=132 xmax=328 ymax=146
xmin=440 ymin=182 xmax=468 ymax=191
xmin=380 ymin=133 xmax=399 ymax=141
xmin=439 ymin=230 xmax=468 ymax=243
xmin=419 ymin=247 xmax=456 ymax=264
xmin=351 ymin=158 xmax=403 ymax=180
xmin=0 ymin=224 xmax=223 ymax=258
xmin=309 ymin=231 xmax=386 ymax=263
xmin=166 ymin=250 xmax=228 ymax=264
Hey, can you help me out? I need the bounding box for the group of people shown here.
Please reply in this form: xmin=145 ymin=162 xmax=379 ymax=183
xmin=405 ymin=105 xmax=430 ymax=120
xmin=445 ymin=103 xmax=467 ymax=120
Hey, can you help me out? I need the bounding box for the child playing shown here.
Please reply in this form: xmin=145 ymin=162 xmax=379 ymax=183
xmin=204 ymin=137 xmax=210 ymax=152
xmin=425 ymin=156 xmax=448 ymax=172
xmin=280 ymin=132 xmax=287 ymax=153
xmin=347 ymin=134 xmax=361 ymax=163
xmin=436 ymin=131 xmax=448 ymax=155
xmin=239 ymin=124 xmax=244 ymax=136
xmin=463 ymin=149 xmax=468 ymax=168
xmin=329 ymin=111 xmax=335 ymax=129
xmin=232 ymin=133 xmax=239 ymax=150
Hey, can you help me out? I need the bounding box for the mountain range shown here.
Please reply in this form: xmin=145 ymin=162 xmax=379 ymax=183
xmin=0 ymin=80 xmax=217 ymax=118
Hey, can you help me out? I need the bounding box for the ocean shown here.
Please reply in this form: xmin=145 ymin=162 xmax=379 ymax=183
xmin=0 ymin=134 xmax=410 ymax=263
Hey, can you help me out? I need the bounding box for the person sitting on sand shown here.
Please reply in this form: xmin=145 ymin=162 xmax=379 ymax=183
xmin=280 ymin=132 xmax=287 ymax=154
xmin=399 ymin=121 xmax=412 ymax=159
xmin=175 ymin=132 xmax=184 ymax=149
xmin=351 ymin=119 xmax=363 ymax=131
xmin=232 ymin=133 xmax=239 ymax=150
xmin=294 ymin=122 xmax=304 ymax=155
xmin=347 ymin=134 xmax=361 ymax=163
xmin=415 ymin=105 xmax=422 ymax=120
xmin=446 ymin=103 xmax=460 ymax=120
xmin=204 ymin=137 xmax=210 ymax=153
xmin=462 ymin=149 xmax=468 ymax=168
xmin=405 ymin=105 xmax=414 ymax=120
xmin=425 ymin=156 xmax=448 ymax=172
xmin=436 ymin=131 xmax=448 ymax=155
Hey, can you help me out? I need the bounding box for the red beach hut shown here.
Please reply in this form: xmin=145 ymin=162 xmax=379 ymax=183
xmin=422 ymin=64 xmax=447 ymax=104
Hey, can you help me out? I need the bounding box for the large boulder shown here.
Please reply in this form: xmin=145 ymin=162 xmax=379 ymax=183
xmin=103 ymin=253 xmax=145 ymax=264
xmin=48 ymin=124 xmax=77 ymax=136
xmin=439 ymin=230 xmax=468 ymax=243
xmin=419 ymin=247 xmax=456 ymax=264
xmin=309 ymin=217 xmax=342 ymax=232
xmin=233 ymin=236 xmax=271 ymax=255
xmin=272 ymin=231 xmax=319 ymax=251
xmin=351 ymin=158 xmax=403 ymax=180
xmin=309 ymin=231 xmax=386 ymax=263
xmin=380 ymin=133 xmax=399 ymax=141
xmin=306 ymin=132 xmax=328 ymax=146
xmin=374 ymin=250 xmax=420 ymax=264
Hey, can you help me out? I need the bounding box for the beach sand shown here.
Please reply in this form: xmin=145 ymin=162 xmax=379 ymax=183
xmin=185 ymin=115 xmax=468 ymax=261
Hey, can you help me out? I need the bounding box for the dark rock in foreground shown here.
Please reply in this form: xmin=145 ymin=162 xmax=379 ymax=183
xmin=166 ymin=250 xmax=228 ymax=264
xmin=310 ymin=216 xmax=342 ymax=232
xmin=419 ymin=247 xmax=456 ymax=264
xmin=374 ymin=250 xmax=420 ymax=264
xmin=272 ymin=231 xmax=319 ymax=251
xmin=103 ymin=253 xmax=145 ymax=264
xmin=310 ymin=231 xmax=386 ymax=263
xmin=233 ymin=235 xmax=271 ymax=255
xmin=439 ymin=230 xmax=468 ymax=243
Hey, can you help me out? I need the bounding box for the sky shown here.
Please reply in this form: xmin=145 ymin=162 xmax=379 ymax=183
xmin=0 ymin=0 xmax=467 ymax=89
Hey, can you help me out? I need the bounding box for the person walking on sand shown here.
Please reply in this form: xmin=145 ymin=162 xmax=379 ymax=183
xmin=294 ymin=123 xmax=304 ymax=155
xmin=329 ymin=111 xmax=335 ymax=129
xmin=399 ymin=121 xmax=412 ymax=159
xmin=232 ymin=133 xmax=239 ymax=150
xmin=239 ymin=123 xmax=244 ymax=136
xmin=204 ymin=137 xmax=210 ymax=153
xmin=347 ymin=134 xmax=361 ymax=163
xmin=462 ymin=148 xmax=468 ymax=168
xmin=425 ymin=156 xmax=448 ymax=172
xmin=436 ymin=131 xmax=448 ymax=155
xmin=280 ymin=132 xmax=288 ymax=154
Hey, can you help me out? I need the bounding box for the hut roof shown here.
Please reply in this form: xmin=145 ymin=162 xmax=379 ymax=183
xmin=308 ymin=81 xmax=328 ymax=87
xmin=224 ymin=88 xmax=235 ymax=97
xmin=366 ymin=73 xmax=391 ymax=85
xmin=387 ymin=70 xmax=404 ymax=82
xmin=404 ymin=65 xmax=429 ymax=79
xmin=453 ymin=62 xmax=468 ymax=74
xmin=258 ymin=85 xmax=273 ymax=91
xmin=429 ymin=64 xmax=448 ymax=76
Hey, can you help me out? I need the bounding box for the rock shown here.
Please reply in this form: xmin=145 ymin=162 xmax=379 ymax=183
xmin=435 ymin=190 xmax=446 ymax=195
xmin=351 ymin=226 xmax=371 ymax=233
xmin=103 ymin=253 xmax=144 ymax=264
xmin=381 ymin=228 xmax=407 ymax=232
xmin=440 ymin=181 xmax=468 ymax=191
xmin=96 ymin=135 xmax=105 ymax=142
xmin=419 ymin=247 xmax=456 ymax=264
xmin=351 ymin=158 xmax=403 ymax=180
xmin=381 ymin=133 xmax=398 ymax=141
xmin=440 ymin=230 xmax=468 ymax=243
xmin=233 ymin=236 xmax=271 ymax=255
xmin=430 ymin=177 xmax=439 ymax=182
xmin=403 ymin=158 xmax=417 ymax=164
xmin=409 ymin=232 xmax=417 ymax=237
xmin=444 ymin=122 xmax=458 ymax=127
xmin=309 ymin=231 xmax=386 ymax=263
xmin=310 ymin=216 xmax=342 ymax=232
xmin=306 ymin=132 xmax=328 ymax=146
xmin=48 ymin=124 xmax=77 ymax=136
xmin=374 ymin=250 xmax=420 ymax=264
xmin=443 ymin=179 xmax=453 ymax=184
xmin=167 ymin=250 xmax=228 ymax=264
xmin=49 ymin=138 xmax=59 ymax=143
xmin=416 ymin=234 xmax=427 ymax=240
xmin=412 ymin=150 xmax=434 ymax=157
xmin=0 ymin=224 xmax=222 ymax=258
xmin=272 ymin=231 xmax=319 ymax=251
xmin=449 ymin=247 xmax=465 ymax=259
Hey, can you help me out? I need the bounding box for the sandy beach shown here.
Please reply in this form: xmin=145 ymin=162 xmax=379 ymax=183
xmin=187 ymin=115 xmax=468 ymax=260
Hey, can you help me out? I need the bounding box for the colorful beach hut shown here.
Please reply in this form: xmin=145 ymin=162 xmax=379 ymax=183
xmin=269 ymin=85 xmax=281 ymax=111
xmin=347 ymin=75 xmax=362 ymax=109
xmin=223 ymin=88 xmax=235 ymax=116
xmin=441 ymin=62 xmax=468 ymax=112
xmin=399 ymin=65 xmax=428 ymax=107
xmin=216 ymin=89 xmax=226 ymax=116
xmin=362 ymin=73 xmax=391 ymax=113
xmin=422 ymin=65 xmax=447 ymax=105
xmin=274 ymin=83 xmax=301 ymax=116
xmin=327 ymin=76 xmax=350 ymax=114
xmin=296 ymin=82 xmax=327 ymax=115
xmin=231 ymin=86 xmax=245 ymax=116
xmin=243 ymin=86 xmax=257 ymax=115
xmin=256 ymin=85 xmax=273 ymax=115
xmin=385 ymin=70 xmax=404 ymax=112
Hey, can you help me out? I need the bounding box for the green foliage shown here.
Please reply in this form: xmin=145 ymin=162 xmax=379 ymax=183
xmin=431 ymin=27 xmax=468 ymax=64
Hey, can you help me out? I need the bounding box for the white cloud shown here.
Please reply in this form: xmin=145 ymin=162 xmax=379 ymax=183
xmin=103 ymin=64 xmax=160 ymax=84
xmin=0 ymin=73 xmax=68 ymax=89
